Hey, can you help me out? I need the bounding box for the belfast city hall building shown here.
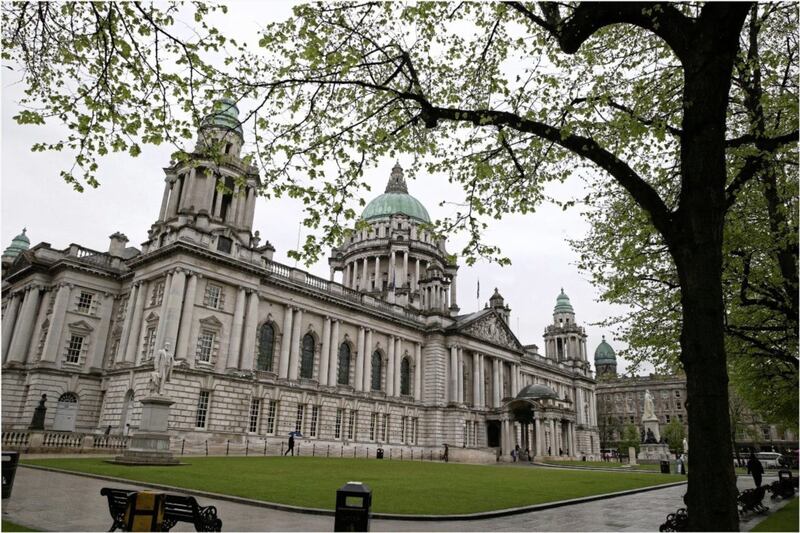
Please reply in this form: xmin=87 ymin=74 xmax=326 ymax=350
xmin=1 ymin=100 xmax=601 ymax=461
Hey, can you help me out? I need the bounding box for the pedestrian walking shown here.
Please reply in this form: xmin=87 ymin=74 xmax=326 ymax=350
xmin=443 ymin=443 xmax=449 ymax=463
xmin=747 ymin=451 xmax=764 ymax=487
xmin=284 ymin=433 xmax=295 ymax=456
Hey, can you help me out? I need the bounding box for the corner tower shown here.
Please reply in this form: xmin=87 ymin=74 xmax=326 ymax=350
xmin=145 ymin=98 xmax=266 ymax=255
xmin=329 ymin=164 xmax=459 ymax=313
xmin=542 ymin=289 xmax=589 ymax=370
xmin=594 ymin=336 xmax=617 ymax=378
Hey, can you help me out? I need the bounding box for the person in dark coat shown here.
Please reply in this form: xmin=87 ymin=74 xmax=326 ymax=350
xmin=284 ymin=433 xmax=295 ymax=456
xmin=747 ymin=452 xmax=764 ymax=487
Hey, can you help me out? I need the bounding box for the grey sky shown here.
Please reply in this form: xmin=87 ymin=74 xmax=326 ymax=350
xmin=1 ymin=1 xmax=646 ymax=375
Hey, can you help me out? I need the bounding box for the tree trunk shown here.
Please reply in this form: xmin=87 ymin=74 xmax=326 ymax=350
xmin=671 ymin=26 xmax=744 ymax=529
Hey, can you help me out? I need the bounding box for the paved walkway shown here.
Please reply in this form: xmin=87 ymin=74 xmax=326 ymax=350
xmin=1 ymin=466 xmax=789 ymax=531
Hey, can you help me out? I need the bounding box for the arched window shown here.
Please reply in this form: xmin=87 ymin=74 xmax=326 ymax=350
xmin=400 ymin=357 xmax=411 ymax=395
xmin=256 ymin=323 xmax=275 ymax=371
xmin=371 ymin=351 xmax=382 ymax=391
xmin=300 ymin=333 xmax=315 ymax=379
xmin=337 ymin=343 xmax=351 ymax=385
xmin=58 ymin=392 xmax=78 ymax=404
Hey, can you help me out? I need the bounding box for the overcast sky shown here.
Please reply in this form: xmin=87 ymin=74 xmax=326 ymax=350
xmin=1 ymin=1 xmax=648 ymax=375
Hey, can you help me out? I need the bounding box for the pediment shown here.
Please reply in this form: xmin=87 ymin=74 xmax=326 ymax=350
xmin=198 ymin=315 xmax=223 ymax=328
xmin=67 ymin=319 xmax=94 ymax=333
xmin=459 ymin=311 xmax=523 ymax=351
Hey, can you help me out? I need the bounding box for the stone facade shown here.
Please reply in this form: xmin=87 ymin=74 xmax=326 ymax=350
xmin=1 ymin=100 xmax=600 ymax=461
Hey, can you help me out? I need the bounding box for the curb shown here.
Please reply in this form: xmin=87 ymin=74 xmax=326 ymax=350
xmin=531 ymin=461 xmax=669 ymax=474
xmin=21 ymin=463 xmax=687 ymax=521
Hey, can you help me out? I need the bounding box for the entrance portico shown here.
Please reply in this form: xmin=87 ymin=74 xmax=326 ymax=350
xmin=504 ymin=383 xmax=578 ymax=460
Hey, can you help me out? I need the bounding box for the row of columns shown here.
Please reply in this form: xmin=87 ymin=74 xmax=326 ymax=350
xmin=448 ymin=346 xmax=522 ymax=409
xmin=502 ymin=417 xmax=577 ymax=458
xmin=157 ymin=171 xmax=256 ymax=229
xmin=3 ymin=283 xmax=114 ymax=370
xmin=341 ymin=251 xmax=425 ymax=291
xmin=273 ymin=304 xmax=424 ymax=401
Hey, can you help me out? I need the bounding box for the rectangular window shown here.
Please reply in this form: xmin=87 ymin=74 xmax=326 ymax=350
xmin=334 ymin=408 xmax=343 ymax=440
xmin=382 ymin=414 xmax=389 ymax=442
xmin=204 ymin=284 xmax=222 ymax=309
xmin=248 ymin=398 xmax=261 ymax=433
xmin=295 ymin=404 xmax=305 ymax=434
xmin=65 ymin=334 xmax=84 ymax=364
xmin=666 ymin=414 xmax=671 ymax=423
xmin=150 ymin=280 xmax=165 ymax=306
xmin=415 ymin=418 xmax=420 ymax=445
xmin=400 ymin=416 xmax=406 ymax=444
xmin=678 ymin=414 xmax=684 ymax=423
xmin=196 ymin=391 xmax=210 ymax=428
xmin=675 ymin=390 xmax=681 ymax=398
xmin=462 ymin=423 xmax=467 ymax=447
xmin=266 ymin=400 xmax=278 ymax=434
xmin=309 ymin=405 xmax=319 ymax=438
xmin=142 ymin=326 xmax=157 ymax=360
xmin=676 ymin=401 xmax=682 ymax=410
xmin=196 ymin=330 xmax=215 ymax=362
xmin=347 ymin=410 xmax=356 ymax=440
xmin=76 ymin=291 xmax=94 ymax=314
xmin=369 ymin=413 xmax=377 ymax=441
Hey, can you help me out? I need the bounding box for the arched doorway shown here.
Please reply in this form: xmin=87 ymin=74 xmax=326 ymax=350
xmin=53 ymin=392 xmax=79 ymax=431
xmin=119 ymin=389 xmax=135 ymax=434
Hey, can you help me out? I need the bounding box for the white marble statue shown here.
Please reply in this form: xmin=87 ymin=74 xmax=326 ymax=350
xmin=149 ymin=342 xmax=174 ymax=395
xmin=683 ymin=437 xmax=689 ymax=454
xmin=643 ymin=389 xmax=656 ymax=420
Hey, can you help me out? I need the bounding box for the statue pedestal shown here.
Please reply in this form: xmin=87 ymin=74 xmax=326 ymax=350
xmin=112 ymin=396 xmax=179 ymax=465
xmin=638 ymin=443 xmax=671 ymax=462
xmin=29 ymin=406 xmax=46 ymax=430
xmin=642 ymin=416 xmax=661 ymax=442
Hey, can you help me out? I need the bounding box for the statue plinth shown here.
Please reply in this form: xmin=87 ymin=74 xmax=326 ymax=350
xmin=112 ymin=395 xmax=180 ymax=465
xmin=638 ymin=442 xmax=671 ymax=462
xmin=642 ymin=415 xmax=661 ymax=442
xmin=29 ymin=405 xmax=46 ymax=430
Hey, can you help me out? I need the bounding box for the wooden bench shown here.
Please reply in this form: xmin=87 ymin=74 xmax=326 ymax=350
xmin=100 ymin=487 xmax=222 ymax=531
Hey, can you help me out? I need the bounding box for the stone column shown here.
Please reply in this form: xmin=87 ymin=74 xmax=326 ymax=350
xmin=355 ymin=326 xmax=365 ymax=392
xmin=450 ymin=273 xmax=458 ymax=309
xmin=115 ymin=284 xmax=138 ymax=364
xmin=389 ymin=250 xmax=396 ymax=286
xmin=415 ymin=258 xmax=421 ymax=290
xmin=363 ymin=329 xmax=373 ymax=391
xmin=175 ymin=273 xmax=198 ymax=361
xmin=124 ymin=281 xmax=147 ymax=364
xmin=213 ymin=178 xmax=224 ymax=218
xmin=414 ymin=342 xmax=422 ymax=401
xmin=478 ymin=354 xmax=485 ymax=407
xmin=89 ymin=293 xmax=115 ymax=370
xmin=226 ymin=286 xmax=247 ymax=369
xmin=448 ymin=345 xmax=458 ymax=403
xmin=279 ymin=304 xmax=293 ymax=378
xmin=457 ymin=347 xmax=464 ymax=404
xmin=394 ymin=337 xmax=403 ymax=395
xmin=153 ymin=272 xmax=173 ymax=354
xmin=374 ymin=257 xmax=380 ymax=288
xmin=240 ymin=290 xmax=259 ymax=371
xmin=386 ymin=335 xmax=395 ymax=396
xmin=344 ymin=263 xmax=351 ymax=288
xmin=472 ymin=352 xmax=481 ymax=407
xmin=158 ymin=179 xmax=171 ymax=221
xmin=402 ymin=252 xmax=408 ymax=287
xmin=328 ymin=319 xmax=340 ymax=385
xmin=319 ymin=317 xmax=331 ymax=386
xmin=1 ymin=292 xmax=22 ymax=361
xmin=38 ymin=284 xmax=71 ymax=363
xmin=244 ymin=187 xmax=256 ymax=228
xmin=288 ymin=307 xmax=303 ymax=380
xmin=166 ymin=178 xmax=181 ymax=217
xmin=535 ymin=418 xmax=543 ymax=456
xmin=163 ymin=269 xmax=187 ymax=355
xmin=7 ymin=285 xmax=42 ymax=364
xmin=511 ymin=364 xmax=518 ymax=398
xmin=571 ymin=423 xmax=578 ymax=456
xmin=491 ymin=358 xmax=499 ymax=407
xmin=363 ymin=257 xmax=369 ymax=290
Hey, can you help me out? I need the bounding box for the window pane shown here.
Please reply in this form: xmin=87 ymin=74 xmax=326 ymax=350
xmin=371 ymin=351 xmax=382 ymax=391
xmin=400 ymin=358 xmax=411 ymax=395
xmin=337 ymin=343 xmax=350 ymax=385
xmin=257 ymin=323 xmax=275 ymax=371
xmin=300 ymin=334 xmax=315 ymax=379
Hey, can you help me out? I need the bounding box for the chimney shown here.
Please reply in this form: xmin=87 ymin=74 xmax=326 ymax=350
xmin=108 ymin=232 xmax=129 ymax=257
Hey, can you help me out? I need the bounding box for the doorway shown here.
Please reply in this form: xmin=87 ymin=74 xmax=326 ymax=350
xmin=53 ymin=392 xmax=79 ymax=431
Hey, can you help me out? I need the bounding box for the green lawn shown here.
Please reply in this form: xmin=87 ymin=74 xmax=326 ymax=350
xmin=751 ymin=497 xmax=799 ymax=532
xmin=1 ymin=520 xmax=40 ymax=532
xmin=23 ymin=457 xmax=684 ymax=515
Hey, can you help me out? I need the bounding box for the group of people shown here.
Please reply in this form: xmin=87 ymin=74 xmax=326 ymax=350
xmin=510 ymin=445 xmax=532 ymax=463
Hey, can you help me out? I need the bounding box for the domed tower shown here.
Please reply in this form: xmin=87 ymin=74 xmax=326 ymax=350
xmin=2 ymin=228 xmax=30 ymax=269
xmin=146 ymin=98 xmax=264 ymax=254
xmin=594 ymin=336 xmax=617 ymax=378
xmin=489 ymin=288 xmax=511 ymax=324
xmin=542 ymin=289 xmax=588 ymax=367
xmin=329 ymin=163 xmax=459 ymax=313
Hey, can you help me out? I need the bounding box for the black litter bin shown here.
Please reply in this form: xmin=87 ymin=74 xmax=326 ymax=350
xmin=376 ymin=448 xmax=384 ymax=460
xmin=334 ymin=481 xmax=372 ymax=532
xmin=660 ymin=460 xmax=670 ymax=474
xmin=2 ymin=452 xmax=20 ymax=499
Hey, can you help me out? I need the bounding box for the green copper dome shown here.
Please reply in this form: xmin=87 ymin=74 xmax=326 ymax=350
xmin=554 ymin=288 xmax=574 ymax=314
xmin=200 ymin=98 xmax=243 ymax=137
xmin=3 ymin=228 xmax=30 ymax=259
xmin=361 ymin=164 xmax=431 ymax=223
xmin=594 ymin=337 xmax=616 ymax=362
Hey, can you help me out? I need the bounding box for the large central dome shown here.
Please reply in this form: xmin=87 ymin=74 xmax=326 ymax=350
xmin=361 ymin=164 xmax=431 ymax=223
